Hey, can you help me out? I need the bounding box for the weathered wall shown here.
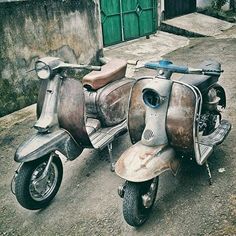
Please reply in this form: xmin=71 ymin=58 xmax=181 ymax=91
xmin=0 ymin=0 xmax=103 ymax=117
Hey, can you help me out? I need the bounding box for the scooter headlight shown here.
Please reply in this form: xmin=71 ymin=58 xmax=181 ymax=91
xmin=35 ymin=61 xmax=51 ymax=80
xmin=143 ymin=89 xmax=163 ymax=108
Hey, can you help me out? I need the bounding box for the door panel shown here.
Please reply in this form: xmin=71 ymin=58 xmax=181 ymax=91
xmin=164 ymin=0 xmax=196 ymax=19
xmin=100 ymin=0 xmax=157 ymax=46
xmin=100 ymin=0 xmax=122 ymax=46
xmin=139 ymin=10 xmax=154 ymax=35
xmin=123 ymin=12 xmax=139 ymax=39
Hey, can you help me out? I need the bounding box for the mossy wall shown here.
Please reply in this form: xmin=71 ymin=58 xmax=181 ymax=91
xmin=0 ymin=0 xmax=103 ymax=117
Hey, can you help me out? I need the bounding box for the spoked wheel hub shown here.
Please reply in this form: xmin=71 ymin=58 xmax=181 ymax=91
xmin=14 ymin=154 xmax=63 ymax=210
xmin=30 ymin=162 xmax=59 ymax=201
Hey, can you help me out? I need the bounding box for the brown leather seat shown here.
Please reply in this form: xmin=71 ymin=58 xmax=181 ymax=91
xmin=82 ymin=59 xmax=127 ymax=90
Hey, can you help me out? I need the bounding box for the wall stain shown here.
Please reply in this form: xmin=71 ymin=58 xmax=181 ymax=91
xmin=0 ymin=0 xmax=102 ymax=117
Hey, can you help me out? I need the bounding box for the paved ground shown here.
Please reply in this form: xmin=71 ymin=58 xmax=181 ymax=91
xmin=0 ymin=22 xmax=236 ymax=236
xmin=104 ymin=31 xmax=189 ymax=61
xmin=163 ymin=13 xmax=234 ymax=36
xmin=104 ymin=31 xmax=189 ymax=78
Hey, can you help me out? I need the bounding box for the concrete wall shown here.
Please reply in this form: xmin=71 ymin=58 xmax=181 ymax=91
xmin=0 ymin=0 xmax=103 ymax=117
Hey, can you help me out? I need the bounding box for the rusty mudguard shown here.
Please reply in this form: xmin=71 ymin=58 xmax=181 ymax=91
xmin=116 ymin=79 xmax=198 ymax=182
xmin=37 ymin=77 xmax=92 ymax=148
xmin=115 ymin=142 xmax=180 ymax=182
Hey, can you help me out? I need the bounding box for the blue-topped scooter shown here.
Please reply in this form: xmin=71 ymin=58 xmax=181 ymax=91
xmin=115 ymin=60 xmax=231 ymax=226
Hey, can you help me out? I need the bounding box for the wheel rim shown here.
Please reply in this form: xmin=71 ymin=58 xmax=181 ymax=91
xmin=29 ymin=161 xmax=59 ymax=201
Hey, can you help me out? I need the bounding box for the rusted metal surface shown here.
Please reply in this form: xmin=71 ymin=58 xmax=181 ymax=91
xmin=95 ymin=79 xmax=134 ymax=127
xmin=58 ymin=78 xmax=92 ymax=148
xmin=115 ymin=141 xmax=180 ymax=182
xmin=82 ymin=59 xmax=127 ymax=90
xmin=128 ymin=77 xmax=154 ymax=144
xmin=36 ymin=80 xmax=48 ymax=119
xmin=166 ymin=82 xmax=197 ymax=153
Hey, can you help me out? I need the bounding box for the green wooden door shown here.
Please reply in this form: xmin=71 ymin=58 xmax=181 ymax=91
xmin=100 ymin=0 xmax=157 ymax=46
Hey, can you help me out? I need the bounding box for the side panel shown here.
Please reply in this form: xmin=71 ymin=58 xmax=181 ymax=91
xmin=58 ymin=78 xmax=92 ymax=148
xmin=127 ymin=77 xmax=153 ymax=144
xmin=166 ymin=82 xmax=197 ymax=153
xmin=96 ymin=79 xmax=134 ymax=127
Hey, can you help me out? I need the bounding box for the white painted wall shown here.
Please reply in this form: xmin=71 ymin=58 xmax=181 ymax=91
xmin=197 ymin=0 xmax=212 ymax=8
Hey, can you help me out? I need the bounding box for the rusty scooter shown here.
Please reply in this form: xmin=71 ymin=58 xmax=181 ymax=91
xmin=115 ymin=59 xmax=231 ymax=226
xmin=11 ymin=56 xmax=134 ymax=210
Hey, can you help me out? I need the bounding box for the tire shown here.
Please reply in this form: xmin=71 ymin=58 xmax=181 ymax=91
xmin=15 ymin=154 xmax=63 ymax=210
xmin=123 ymin=178 xmax=159 ymax=227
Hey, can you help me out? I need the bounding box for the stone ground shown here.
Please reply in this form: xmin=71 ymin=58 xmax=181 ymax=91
xmin=162 ymin=13 xmax=233 ymax=36
xmin=0 ymin=26 xmax=236 ymax=236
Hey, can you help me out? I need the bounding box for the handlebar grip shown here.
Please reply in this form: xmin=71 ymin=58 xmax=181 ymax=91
xmin=90 ymin=66 xmax=101 ymax=71
xmin=202 ymin=69 xmax=223 ymax=76
xmin=203 ymin=69 xmax=224 ymax=73
xmin=61 ymin=63 xmax=101 ymax=71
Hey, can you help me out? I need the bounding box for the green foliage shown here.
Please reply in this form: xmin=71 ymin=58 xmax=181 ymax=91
xmin=211 ymin=0 xmax=228 ymax=10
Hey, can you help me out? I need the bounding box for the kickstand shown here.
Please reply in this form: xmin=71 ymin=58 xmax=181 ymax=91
xmin=205 ymin=161 xmax=212 ymax=185
xmin=108 ymin=143 xmax=115 ymax=172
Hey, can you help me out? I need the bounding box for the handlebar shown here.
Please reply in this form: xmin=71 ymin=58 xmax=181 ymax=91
xmin=60 ymin=63 xmax=101 ymax=71
xmin=144 ymin=60 xmax=223 ymax=76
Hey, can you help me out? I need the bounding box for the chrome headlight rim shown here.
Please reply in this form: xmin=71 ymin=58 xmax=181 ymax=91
xmin=35 ymin=61 xmax=51 ymax=80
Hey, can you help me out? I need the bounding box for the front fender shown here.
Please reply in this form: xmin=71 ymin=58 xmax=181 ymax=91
xmin=115 ymin=142 xmax=180 ymax=182
xmin=14 ymin=129 xmax=83 ymax=162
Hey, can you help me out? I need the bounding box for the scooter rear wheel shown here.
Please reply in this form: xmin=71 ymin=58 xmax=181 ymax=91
xmin=123 ymin=177 xmax=159 ymax=227
xmin=15 ymin=154 xmax=63 ymax=210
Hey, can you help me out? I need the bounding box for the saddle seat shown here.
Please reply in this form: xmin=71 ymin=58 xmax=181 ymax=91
xmin=82 ymin=59 xmax=127 ymax=90
xmin=177 ymin=60 xmax=221 ymax=94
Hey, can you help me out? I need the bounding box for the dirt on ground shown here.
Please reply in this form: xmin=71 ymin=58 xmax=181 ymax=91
xmin=0 ymin=28 xmax=236 ymax=236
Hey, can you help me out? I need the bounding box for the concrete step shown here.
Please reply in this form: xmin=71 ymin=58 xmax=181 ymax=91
xmin=161 ymin=13 xmax=234 ymax=37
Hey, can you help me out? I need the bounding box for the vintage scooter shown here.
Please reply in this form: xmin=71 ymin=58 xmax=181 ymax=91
xmin=115 ymin=59 xmax=231 ymax=226
xmin=11 ymin=56 xmax=134 ymax=210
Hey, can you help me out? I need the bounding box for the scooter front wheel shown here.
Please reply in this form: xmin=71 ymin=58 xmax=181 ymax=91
xmin=15 ymin=154 xmax=63 ymax=210
xmin=123 ymin=177 xmax=159 ymax=227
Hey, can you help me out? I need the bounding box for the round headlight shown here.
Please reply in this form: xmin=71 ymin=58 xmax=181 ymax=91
xmin=35 ymin=61 xmax=51 ymax=80
xmin=143 ymin=89 xmax=162 ymax=108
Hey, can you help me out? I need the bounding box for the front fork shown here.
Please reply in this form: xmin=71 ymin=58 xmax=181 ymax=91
xmin=11 ymin=152 xmax=56 ymax=195
xmin=11 ymin=163 xmax=23 ymax=195
xmin=31 ymin=153 xmax=54 ymax=188
xmin=118 ymin=178 xmax=158 ymax=208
